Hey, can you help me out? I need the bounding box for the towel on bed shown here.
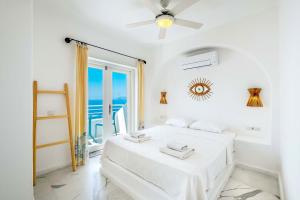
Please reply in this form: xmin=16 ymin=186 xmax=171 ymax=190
xmin=124 ymin=135 xmax=151 ymax=143
xmin=167 ymin=142 xmax=188 ymax=152
xmin=130 ymin=132 xmax=146 ymax=138
xmin=160 ymin=147 xmax=195 ymax=159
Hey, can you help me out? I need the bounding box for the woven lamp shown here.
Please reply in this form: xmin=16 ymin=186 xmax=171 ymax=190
xmin=247 ymin=88 xmax=263 ymax=107
xmin=160 ymin=91 xmax=167 ymax=104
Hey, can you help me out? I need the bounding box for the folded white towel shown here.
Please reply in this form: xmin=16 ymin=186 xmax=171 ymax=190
xmin=124 ymin=135 xmax=151 ymax=143
xmin=160 ymin=147 xmax=195 ymax=160
xmin=167 ymin=142 xmax=188 ymax=152
xmin=130 ymin=132 xmax=146 ymax=138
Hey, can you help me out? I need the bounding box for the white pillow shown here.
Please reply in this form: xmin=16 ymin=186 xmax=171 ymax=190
xmin=189 ymin=120 xmax=226 ymax=133
xmin=165 ymin=118 xmax=192 ymax=128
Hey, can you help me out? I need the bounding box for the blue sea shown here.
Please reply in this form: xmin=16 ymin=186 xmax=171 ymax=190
xmin=88 ymin=98 xmax=127 ymax=106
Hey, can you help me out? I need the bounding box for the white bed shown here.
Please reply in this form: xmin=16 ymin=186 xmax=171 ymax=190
xmin=100 ymin=125 xmax=236 ymax=200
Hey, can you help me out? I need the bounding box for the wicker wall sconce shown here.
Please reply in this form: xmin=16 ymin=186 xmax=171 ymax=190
xmin=160 ymin=91 xmax=167 ymax=104
xmin=247 ymin=88 xmax=263 ymax=107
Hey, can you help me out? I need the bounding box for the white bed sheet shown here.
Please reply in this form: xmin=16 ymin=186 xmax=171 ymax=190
xmin=101 ymin=125 xmax=235 ymax=200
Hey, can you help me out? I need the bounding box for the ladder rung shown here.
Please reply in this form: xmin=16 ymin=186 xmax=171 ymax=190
xmin=38 ymin=90 xmax=65 ymax=94
xmin=36 ymin=140 xmax=69 ymax=149
xmin=36 ymin=115 xmax=67 ymax=120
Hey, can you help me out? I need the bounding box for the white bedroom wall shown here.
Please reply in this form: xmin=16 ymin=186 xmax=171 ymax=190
xmin=33 ymin=0 xmax=153 ymax=174
xmin=0 ymin=0 xmax=33 ymax=199
xmin=279 ymin=0 xmax=300 ymax=199
xmin=163 ymin=48 xmax=271 ymax=139
xmin=145 ymin=7 xmax=280 ymax=172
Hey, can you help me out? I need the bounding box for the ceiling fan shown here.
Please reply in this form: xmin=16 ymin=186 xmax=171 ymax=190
xmin=127 ymin=0 xmax=202 ymax=40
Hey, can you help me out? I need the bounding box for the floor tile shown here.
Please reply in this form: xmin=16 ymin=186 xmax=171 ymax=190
xmin=34 ymin=156 xmax=279 ymax=200
xmin=218 ymin=178 xmax=280 ymax=200
xmin=231 ymin=167 xmax=279 ymax=196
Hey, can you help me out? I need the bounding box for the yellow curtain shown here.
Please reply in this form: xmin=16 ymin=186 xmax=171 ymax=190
xmin=137 ymin=61 xmax=145 ymax=129
xmin=75 ymin=43 xmax=88 ymax=166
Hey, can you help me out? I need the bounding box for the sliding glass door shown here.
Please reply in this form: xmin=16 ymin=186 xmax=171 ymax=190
xmin=88 ymin=67 xmax=104 ymax=144
xmin=88 ymin=60 xmax=133 ymax=144
xmin=111 ymin=71 xmax=128 ymax=135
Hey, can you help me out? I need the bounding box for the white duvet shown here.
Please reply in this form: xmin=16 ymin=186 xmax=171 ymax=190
xmin=101 ymin=125 xmax=235 ymax=200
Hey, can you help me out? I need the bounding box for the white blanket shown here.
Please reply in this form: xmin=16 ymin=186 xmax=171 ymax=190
xmin=101 ymin=125 xmax=235 ymax=200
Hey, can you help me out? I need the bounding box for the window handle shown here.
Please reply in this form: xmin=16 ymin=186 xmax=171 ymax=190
xmin=109 ymin=104 xmax=112 ymax=115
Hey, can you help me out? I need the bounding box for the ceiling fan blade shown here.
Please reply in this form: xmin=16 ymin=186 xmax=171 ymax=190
xmin=174 ymin=18 xmax=203 ymax=29
xmin=171 ymin=0 xmax=200 ymax=15
xmin=126 ymin=20 xmax=155 ymax=28
xmin=143 ymin=0 xmax=162 ymax=15
xmin=159 ymin=28 xmax=167 ymax=39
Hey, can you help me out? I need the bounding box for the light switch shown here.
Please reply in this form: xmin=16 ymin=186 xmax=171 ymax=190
xmin=47 ymin=110 xmax=55 ymax=116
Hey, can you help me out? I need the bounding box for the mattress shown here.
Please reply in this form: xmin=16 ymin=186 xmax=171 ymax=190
xmin=101 ymin=125 xmax=235 ymax=200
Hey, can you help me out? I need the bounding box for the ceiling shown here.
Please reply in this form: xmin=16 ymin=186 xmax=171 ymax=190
xmin=42 ymin=0 xmax=277 ymax=44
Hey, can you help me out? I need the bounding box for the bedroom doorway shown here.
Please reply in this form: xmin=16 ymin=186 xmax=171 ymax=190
xmin=87 ymin=58 xmax=134 ymax=146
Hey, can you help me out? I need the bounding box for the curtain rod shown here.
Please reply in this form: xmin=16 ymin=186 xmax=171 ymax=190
xmin=64 ymin=37 xmax=146 ymax=64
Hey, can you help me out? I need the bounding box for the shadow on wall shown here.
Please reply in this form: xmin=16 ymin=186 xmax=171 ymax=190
xmin=155 ymin=46 xmax=272 ymax=140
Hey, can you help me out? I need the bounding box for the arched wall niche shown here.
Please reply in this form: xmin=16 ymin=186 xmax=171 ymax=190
xmin=153 ymin=45 xmax=272 ymax=140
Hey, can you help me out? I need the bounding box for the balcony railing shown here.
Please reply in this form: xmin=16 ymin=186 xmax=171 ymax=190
xmin=88 ymin=104 xmax=126 ymax=143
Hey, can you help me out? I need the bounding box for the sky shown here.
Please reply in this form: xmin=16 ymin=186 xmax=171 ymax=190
xmin=88 ymin=67 xmax=127 ymax=101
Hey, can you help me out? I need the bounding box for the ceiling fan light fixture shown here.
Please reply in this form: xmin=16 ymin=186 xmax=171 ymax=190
xmin=156 ymin=15 xmax=174 ymax=28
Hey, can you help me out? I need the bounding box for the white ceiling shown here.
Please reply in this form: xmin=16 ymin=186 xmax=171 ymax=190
xmin=43 ymin=0 xmax=277 ymax=44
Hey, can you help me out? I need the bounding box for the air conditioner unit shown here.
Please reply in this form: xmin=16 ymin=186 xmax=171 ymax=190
xmin=180 ymin=51 xmax=218 ymax=70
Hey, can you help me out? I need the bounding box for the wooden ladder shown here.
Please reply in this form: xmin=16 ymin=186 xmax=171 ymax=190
xmin=32 ymin=81 xmax=76 ymax=186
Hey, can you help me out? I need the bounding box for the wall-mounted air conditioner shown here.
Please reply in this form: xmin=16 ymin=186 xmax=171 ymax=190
xmin=180 ymin=50 xmax=218 ymax=70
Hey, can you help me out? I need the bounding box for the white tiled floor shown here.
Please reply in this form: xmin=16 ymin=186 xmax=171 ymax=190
xmin=230 ymin=167 xmax=279 ymax=196
xmin=34 ymin=156 xmax=280 ymax=200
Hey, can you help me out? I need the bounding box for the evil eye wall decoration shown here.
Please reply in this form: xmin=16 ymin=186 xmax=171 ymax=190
xmin=188 ymin=78 xmax=213 ymax=101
